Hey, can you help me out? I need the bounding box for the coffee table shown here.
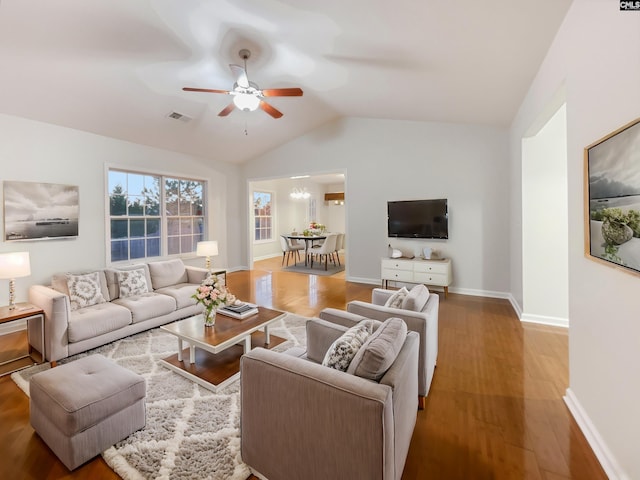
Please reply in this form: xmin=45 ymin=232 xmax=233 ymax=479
xmin=159 ymin=306 xmax=287 ymax=392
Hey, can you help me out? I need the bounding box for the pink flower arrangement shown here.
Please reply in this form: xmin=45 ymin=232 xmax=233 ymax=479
xmin=309 ymin=222 xmax=326 ymax=231
xmin=192 ymin=274 xmax=236 ymax=311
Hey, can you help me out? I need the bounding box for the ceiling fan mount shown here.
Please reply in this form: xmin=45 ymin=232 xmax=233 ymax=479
xmin=182 ymin=48 xmax=303 ymax=119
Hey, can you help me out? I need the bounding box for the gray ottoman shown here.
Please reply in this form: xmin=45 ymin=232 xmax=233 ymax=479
xmin=29 ymin=354 xmax=146 ymax=470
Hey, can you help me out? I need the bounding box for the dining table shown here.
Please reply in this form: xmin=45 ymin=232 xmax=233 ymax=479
xmin=286 ymin=234 xmax=327 ymax=266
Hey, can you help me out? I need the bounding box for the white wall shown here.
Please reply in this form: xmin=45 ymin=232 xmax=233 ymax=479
xmin=324 ymin=182 xmax=346 ymax=235
xmin=522 ymin=104 xmax=569 ymax=326
xmin=243 ymin=117 xmax=510 ymax=294
xmin=0 ymin=113 xmax=243 ymax=305
xmin=510 ymin=2 xmax=640 ymax=477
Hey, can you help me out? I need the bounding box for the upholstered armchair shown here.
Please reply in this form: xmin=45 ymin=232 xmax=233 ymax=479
xmin=320 ymin=284 xmax=438 ymax=408
xmin=240 ymin=317 xmax=419 ymax=480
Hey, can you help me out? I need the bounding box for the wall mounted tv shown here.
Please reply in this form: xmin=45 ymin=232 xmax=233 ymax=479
xmin=387 ymin=199 xmax=448 ymax=239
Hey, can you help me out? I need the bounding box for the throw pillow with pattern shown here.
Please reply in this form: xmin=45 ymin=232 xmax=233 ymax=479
xmin=322 ymin=321 xmax=372 ymax=371
xmin=117 ymin=268 xmax=149 ymax=298
xmin=66 ymin=272 xmax=107 ymax=311
xmin=383 ymin=287 xmax=409 ymax=308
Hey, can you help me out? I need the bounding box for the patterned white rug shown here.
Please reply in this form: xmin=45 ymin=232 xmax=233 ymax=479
xmin=12 ymin=313 xmax=309 ymax=480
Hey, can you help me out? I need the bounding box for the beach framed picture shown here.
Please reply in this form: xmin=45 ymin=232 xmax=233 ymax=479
xmin=3 ymin=181 xmax=79 ymax=241
xmin=585 ymin=117 xmax=640 ymax=274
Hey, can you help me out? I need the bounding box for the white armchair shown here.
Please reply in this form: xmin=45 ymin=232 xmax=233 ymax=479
xmin=320 ymin=285 xmax=438 ymax=408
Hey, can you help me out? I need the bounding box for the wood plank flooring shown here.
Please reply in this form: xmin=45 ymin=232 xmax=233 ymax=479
xmin=0 ymin=256 xmax=606 ymax=479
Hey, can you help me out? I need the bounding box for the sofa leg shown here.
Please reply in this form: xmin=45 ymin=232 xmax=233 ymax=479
xmin=50 ymin=361 xmax=57 ymax=368
xmin=418 ymin=395 xmax=425 ymax=410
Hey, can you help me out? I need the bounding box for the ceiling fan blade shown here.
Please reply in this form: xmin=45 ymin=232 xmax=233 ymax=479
xmin=183 ymin=87 xmax=231 ymax=94
xmin=229 ymin=64 xmax=249 ymax=88
xmin=218 ymin=103 xmax=236 ymax=117
xmin=261 ymin=88 xmax=303 ymax=97
xmin=260 ymin=100 xmax=283 ymax=119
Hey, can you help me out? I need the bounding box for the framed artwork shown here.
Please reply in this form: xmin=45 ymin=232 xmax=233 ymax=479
xmin=585 ymin=117 xmax=640 ymax=274
xmin=3 ymin=181 xmax=79 ymax=241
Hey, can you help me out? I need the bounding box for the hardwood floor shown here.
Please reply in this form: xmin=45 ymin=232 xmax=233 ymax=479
xmin=0 ymin=256 xmax=606 ymax=479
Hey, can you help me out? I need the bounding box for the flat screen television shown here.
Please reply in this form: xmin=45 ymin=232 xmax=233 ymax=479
xmin=387 ymin=199 xmax=448 ymax=239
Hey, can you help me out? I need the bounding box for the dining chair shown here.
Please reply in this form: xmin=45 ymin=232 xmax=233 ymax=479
xmin=280 ymin=235 xmax=304 ymax=266
xmin=334 ymin=233 xmax=344 ymax=266
xmin=310 ymin=233 xmax=338 ymax=270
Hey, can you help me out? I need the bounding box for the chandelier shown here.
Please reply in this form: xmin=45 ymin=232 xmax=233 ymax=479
xmin=290 ymin=187 xmax=310 ymax=199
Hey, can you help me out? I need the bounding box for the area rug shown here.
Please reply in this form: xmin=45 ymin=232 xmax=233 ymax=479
xmin=283 ymin=263 xmax=345 ymax=276
xmin=12 ymin=313 xmax=309 ymax=480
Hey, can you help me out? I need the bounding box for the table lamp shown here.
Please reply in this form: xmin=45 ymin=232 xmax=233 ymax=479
xmin=196 ymin=241 xmax=219 ymax=270
xmin=0 ymin=251 xmax=31 ymax=310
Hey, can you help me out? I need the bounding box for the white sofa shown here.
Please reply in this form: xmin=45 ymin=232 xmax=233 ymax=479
xmin=28 ymin=259 xmax=208 ymax=364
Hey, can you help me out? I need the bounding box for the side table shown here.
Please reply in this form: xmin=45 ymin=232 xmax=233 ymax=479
xmin=0 ymin=302 xmax=45 ymax=376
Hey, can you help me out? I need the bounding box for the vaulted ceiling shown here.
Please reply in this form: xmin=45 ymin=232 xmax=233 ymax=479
xmin=0 ymin=0 xmax=572 ymax=164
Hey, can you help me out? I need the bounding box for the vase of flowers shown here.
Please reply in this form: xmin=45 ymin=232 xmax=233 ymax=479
xmin=192 ymin=274 xmax=236 ymax=327
xmin=308 ymin=222 xmax=326 ymax=235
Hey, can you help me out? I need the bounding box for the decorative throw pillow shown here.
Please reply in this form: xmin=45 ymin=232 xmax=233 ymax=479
xmin=347 ymin=317 xmax=408 ymax=381
xmin=384 ymin=287 xmax=409 ymax=308
xmin=116 ymin=268 xmax=149 ymax=298
xmin=322 ymin=321 xmax=372 ymax=371
xmin=402 ymin=284 xmax=430 ymax=312
xmin=66 ymin=272 xmax=107 ymax=311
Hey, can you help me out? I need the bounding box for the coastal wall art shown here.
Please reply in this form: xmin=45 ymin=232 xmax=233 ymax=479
xmin=3 ymin=181 xmax=79 ymax=241
xmin=585 ymin=117 xmax=640 ymax=274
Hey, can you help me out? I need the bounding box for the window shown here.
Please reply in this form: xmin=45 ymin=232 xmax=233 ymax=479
xmin=253 ymin=191 xmax=273 ymax=242
xmin=108 ymin=169 xmax=205 ymax=262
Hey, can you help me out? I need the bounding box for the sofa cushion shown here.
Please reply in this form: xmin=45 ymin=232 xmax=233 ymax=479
xmin=104 ymin=264 xmax=153 ymax=300
xmin=384 ymin=287 xmax=409 ymax=308
xmin=116 ymin=268 xmax=149 ymax=298
xmin=402 ymin=284 xmax=430 ymax=312
xmin=66 ymin=272 xmax=107 ymax=311
xmin=322 ymin=320 xmax=372 ymax=371
xmin=155 ymin=283 xmax=198 ymax=309
xmin=52 ymin=270 xmax=110 ymax=302
xmin=112 ymin=292 xmax=176 ymax=323
xmin=147 ymin=259 xmax=188 ymax=290
xmin=68 ymin=303 xmax=132 ymax=343
xmin=347 ymin=317 xmax=408 ymax=381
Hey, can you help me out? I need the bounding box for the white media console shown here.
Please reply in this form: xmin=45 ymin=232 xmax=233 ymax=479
xmin=381 ymin=257 xmax=452 ymax=298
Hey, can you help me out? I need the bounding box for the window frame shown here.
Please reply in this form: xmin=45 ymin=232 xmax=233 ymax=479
xmin=105 ymin=165 xmax=208 ymax=265
xmin=252 ymin=190 xmax=275 ymax=244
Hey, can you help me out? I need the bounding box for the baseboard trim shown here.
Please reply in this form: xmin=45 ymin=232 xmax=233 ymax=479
xmin=253 ymin=253 xmax=281 ymax=262
xmin=448 ymin=286 xmax=511 ymax=299
xmin=564 ymin=388 xmax=627 ymax=479
xmin=520 ymin=313 xmax=568 ymax=328
xmin=346 ymin=276 xmax=380 ymax=286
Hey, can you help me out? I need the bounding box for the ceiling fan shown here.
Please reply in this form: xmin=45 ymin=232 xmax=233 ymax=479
xmin=183 ymin=49 xmax=303 ymax=119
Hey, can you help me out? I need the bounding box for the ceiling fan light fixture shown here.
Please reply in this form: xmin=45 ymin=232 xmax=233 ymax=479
xmin=233 ymin=93 xmax=260 ymax=111
xmin=183 ymin=48 xmax=302 ymax=119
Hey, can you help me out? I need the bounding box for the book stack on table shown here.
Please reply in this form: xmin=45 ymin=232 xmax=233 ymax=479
xmin=218 ymin=302 xmax=259 ymax=319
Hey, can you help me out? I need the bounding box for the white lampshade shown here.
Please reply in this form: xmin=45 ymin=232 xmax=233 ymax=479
xmin=196 ymin=241 xmax=219 ymax=257
xmin=0 ymin=251 xmax=31 ymax=279
xmin=233 ymin=93 xmax=260 ymax=111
